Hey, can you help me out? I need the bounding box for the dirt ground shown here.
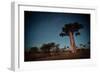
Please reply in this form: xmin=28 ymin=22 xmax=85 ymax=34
xmin=24 ymin=49 xmax=90 ymax=62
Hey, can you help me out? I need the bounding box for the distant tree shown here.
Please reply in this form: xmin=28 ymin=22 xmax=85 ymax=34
xmin=40 ymin=42 xmax=57 ymax=53
xmin=40 ymin=44 xmax=50 ymax=53
xmin=55 ymin=44 xmax=60 ymax=52
xmin=83 ymin=45 xmax=86 ymax=48
xmin=80 ymin=44 xmax=83 ymax=48
xmin=87 ymin=42 xmax=90 ymax=44
xmin=87 ymin=41 xmax=90 ymax=48
xmin=29 ymin=47 xmax=39 ymax=53
xmin=67 ymin=46 xmax=69 ymax=48
xmin=75 ymin=31 xmax=80 ymax=36
xmin=60 ymin=22 xmax=83 ymax=53
xmin=80 ymin=44 xmax=83 ymax=46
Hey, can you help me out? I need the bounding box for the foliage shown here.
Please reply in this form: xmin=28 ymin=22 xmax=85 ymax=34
xmin=40 ymin=42 xmax=59 ymax=53
xmin=29 ymin=47 xmax=39 ymax=53
xmin=60 ymin=22 xmax=83 ymax=37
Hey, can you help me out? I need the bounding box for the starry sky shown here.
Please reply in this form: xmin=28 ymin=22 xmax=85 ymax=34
xmin=24 ymin=11 xmax=90 ymax=50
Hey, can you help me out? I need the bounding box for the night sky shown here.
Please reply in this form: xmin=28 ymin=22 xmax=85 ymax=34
xmin=24 ymin=11 xmax=90 ymax=50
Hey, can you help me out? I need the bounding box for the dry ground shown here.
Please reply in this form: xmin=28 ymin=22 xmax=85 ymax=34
xmin=25 ymin=49 xmax=90 ymax=62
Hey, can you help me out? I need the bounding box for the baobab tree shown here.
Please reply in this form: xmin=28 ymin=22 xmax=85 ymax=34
xmin=60 ymin=22 xmax=83 ymax=53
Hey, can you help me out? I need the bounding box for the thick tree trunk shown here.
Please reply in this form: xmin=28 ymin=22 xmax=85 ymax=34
xmin=69 ymin=31 xmax=76 ymax=53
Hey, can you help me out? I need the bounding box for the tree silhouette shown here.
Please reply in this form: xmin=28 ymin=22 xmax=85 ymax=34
xmin=60 ymin=22 xmax=83 ymax=53
xmin=55 ymin=44 xmax=60 ymax=52
xmin=29 ymin=47 xmax=39 ymax=53
xmin=40 ymin=44 xmax=50 ymax=53
xmin=67 ymin=46 xmax=69 ymax=48
xmin=75 ymin=31 xmax=80 ymax=36
xmin=83 ymin=45 xmax=86 ymax=48
xmin=80 ymin=44 xmax=83 ymax=48
xmin=40 ymin=42 xmax=57 ymax=53
xmin=87 ymin=42 xmax=90 ymax=44
xmin=87 ymin=41 xmax=90 ymax=48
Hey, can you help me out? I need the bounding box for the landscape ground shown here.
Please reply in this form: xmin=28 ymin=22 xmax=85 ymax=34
xmin=24 ymin=49 xmax=90 ymax=61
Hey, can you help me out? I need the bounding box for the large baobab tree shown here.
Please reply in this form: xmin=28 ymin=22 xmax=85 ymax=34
xmin=60 ymin=22 xmax=83 ymax=53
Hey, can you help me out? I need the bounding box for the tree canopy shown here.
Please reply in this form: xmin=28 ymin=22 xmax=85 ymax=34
xmin=60 ymin=22 xmax=83 ymax=37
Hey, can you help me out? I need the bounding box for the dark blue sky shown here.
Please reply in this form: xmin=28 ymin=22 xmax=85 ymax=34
xmin=24 ymin=11 xmax=90 ymax=50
